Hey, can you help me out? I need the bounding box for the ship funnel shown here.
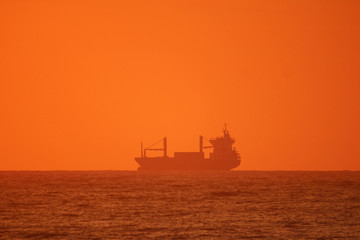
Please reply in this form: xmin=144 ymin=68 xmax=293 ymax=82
xmin=199 ymin=135 xmax=203 ymax=153
xmin=163 ymin=137 xmax=167 ymax=157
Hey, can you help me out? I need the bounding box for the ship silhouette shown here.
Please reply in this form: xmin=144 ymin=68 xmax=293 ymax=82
xmin=135 ymin=126 xmax=241 ymax=170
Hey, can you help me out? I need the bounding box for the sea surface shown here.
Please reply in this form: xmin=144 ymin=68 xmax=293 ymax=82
xmin=0 ymin=171 xmax=359 ymax=239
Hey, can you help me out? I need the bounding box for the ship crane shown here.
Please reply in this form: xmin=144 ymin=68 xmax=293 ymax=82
xmin=142 ymin=137 xmax=167 ymax=158
xmin=201 ymin=135 xmax=214 ymax=151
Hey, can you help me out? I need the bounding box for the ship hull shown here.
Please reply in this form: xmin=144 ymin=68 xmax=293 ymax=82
xmin=135 ymin=157 xmax=240 ymax=171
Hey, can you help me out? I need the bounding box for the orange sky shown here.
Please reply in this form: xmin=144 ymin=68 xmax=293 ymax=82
xmin=1 ymin=0 xmax=359 ymax=170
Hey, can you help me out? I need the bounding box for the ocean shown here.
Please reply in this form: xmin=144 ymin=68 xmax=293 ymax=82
xmin=0 ymin=171 xmax=359 ymax=239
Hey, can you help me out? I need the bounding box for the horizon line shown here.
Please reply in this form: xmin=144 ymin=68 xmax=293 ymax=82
xmin=0 ymin=169 xmax=358 ymax=172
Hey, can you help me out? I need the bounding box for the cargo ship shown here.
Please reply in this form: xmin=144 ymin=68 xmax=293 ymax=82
xmin=135 ymin=126 xmax=241 ymax=170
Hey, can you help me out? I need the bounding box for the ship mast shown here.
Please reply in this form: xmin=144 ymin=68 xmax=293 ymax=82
xmin=163 ymin=137 xmax=167 ymax=157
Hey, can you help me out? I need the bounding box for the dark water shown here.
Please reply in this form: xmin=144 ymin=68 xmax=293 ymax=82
xmin=0 ymin=171 xmax=359 ymax=239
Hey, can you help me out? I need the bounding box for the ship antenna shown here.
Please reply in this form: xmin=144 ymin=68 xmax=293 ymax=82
xmin=223 ymin=123 xmax=230 ymax=136
xmin=223 ymin=123 xmax=227 ymax=134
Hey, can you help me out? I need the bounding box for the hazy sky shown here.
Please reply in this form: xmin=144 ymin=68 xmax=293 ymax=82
xmin=1 ymin=0 xmax=359 ymax=170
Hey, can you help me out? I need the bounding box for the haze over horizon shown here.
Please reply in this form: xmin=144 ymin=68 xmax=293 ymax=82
xmin=1 ymin=0 xmax=359 ymax=171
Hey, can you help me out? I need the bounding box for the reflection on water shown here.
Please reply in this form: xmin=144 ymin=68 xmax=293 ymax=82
xmin=0 ymin=171 xmax=359 ymax=239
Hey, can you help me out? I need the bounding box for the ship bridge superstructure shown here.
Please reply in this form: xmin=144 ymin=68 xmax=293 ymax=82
xmin=209 ymin=126 xmax=240 ymax=165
